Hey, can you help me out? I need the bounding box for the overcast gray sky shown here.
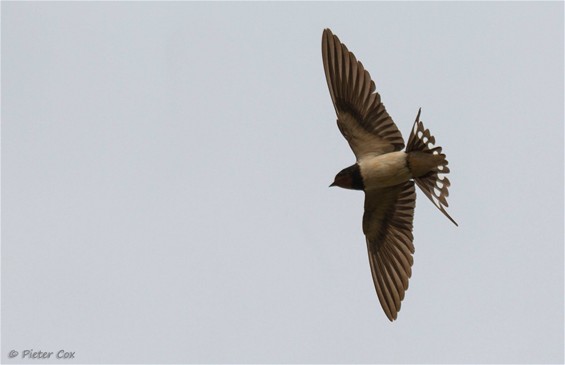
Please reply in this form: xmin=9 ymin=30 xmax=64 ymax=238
xmin=2 ymin=2 xmax=563 ymax=364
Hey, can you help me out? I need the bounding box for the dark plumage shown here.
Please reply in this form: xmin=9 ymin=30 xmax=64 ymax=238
xmin=322 ymin=28 xmax=457 ymax=321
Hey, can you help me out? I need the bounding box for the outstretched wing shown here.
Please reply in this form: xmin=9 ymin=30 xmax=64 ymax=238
xmin=322 ymin=28 xmax=405 ymax=160
xmin=363 ymin=181 xmax=416 ymax=321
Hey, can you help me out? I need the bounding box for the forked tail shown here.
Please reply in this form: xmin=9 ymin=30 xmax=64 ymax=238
xmin=406 ymin=109 xmax=458 ymax=226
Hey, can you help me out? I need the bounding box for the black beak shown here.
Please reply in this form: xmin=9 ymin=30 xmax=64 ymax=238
xmin=329 ymin=182 xmax=336 ymax=187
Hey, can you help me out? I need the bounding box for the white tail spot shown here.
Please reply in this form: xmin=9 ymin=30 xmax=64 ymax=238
xmin=436 ymin=181 xmax=444 ymax=189
xmin=434 ymin=187 xmax=441 ymax=196
xmin=438 ymin=165 xmax=444 ymax=171
xmin=417 ymin=131 xmax=423 ymax=139
xmin=432 ymin=195 xmax=441 ymax=207
xmin=428 ymin=142 xmax=435 ymax=149
xmin=438 ymin=174 xmax=445 ymax=181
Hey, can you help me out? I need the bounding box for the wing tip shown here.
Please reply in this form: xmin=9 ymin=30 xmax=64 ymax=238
xmin=322 ymin=28 xmax=335 ymax=42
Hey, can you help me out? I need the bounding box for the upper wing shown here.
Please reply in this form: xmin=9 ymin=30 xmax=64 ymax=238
xmin=363 ymin=181 xmax=416 ymax=321
xmin=322 ymin=28 xmax=405 ymax=160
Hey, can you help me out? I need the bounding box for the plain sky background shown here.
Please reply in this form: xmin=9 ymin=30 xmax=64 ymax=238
xmin=2 ymin=2 xmax=563 ymax=364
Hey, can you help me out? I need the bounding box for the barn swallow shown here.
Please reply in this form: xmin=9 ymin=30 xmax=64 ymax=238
xmin=322 ymin=28 xmax=458 ymax=321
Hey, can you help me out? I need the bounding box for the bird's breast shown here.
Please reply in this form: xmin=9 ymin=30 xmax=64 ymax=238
xmin=358 ymin=151 xmax=412 ymax=189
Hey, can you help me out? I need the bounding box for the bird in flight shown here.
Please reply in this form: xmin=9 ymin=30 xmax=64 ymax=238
xmin=322 ymin=28 xmax=458 ymax=321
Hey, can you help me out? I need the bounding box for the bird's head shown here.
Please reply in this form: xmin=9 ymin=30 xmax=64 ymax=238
xmin=330 ymin=163 xmax=364 ymax=190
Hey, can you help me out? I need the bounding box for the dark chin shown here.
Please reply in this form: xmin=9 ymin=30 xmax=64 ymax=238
xmin=331 ymin=177 xmax=354 ymax=190
xmin=335 ymin=164 xmax=364 ymax=190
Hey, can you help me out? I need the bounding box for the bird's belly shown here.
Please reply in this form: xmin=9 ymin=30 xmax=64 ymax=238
xmin=359 ymin=152 xmax=412 ymax=189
